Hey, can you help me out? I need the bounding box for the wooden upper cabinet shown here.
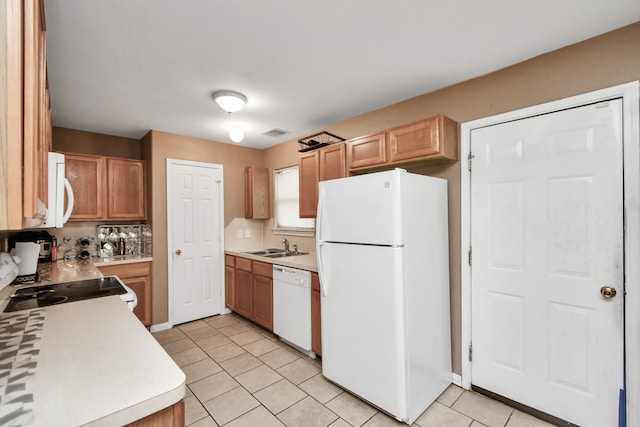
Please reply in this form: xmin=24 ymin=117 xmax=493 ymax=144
xmin=108 ymin=158 xmax=146 ymax=219
xmin=22 ymin=0 xmax=48 ymax=219
xmin=65 ymin=153 xmax=146 ymax=221
xmin=299 ymin=143 xmax=347 ymax=218
xmin=299 ymin=151 xmax=320 ymax=218
xmin=65 ymin=153 xmax=106 ymax=220
xmin=244 ymin=166 xmax=269 ymax=219
xmin=388 ymin=114 xmax=458 ymax=163
xmin=319 ymin=143 xmax=346 ymax=181
xmin=0 ymin=0 xmax=51 ymax=229
xmin=347 ymin=133 xmax=387 ymax=170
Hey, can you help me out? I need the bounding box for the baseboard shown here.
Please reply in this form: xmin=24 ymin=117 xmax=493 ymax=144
xmin=150 ymin=322 xmax=173 ymax=333
xmin=452 ymin=373 xmax=463 ymax=387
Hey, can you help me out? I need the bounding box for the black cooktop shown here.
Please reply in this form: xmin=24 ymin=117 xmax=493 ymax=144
xmin=3 ymin=276 xmax=128 ymax=312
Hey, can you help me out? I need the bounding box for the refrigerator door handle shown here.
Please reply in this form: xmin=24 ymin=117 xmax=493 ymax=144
xmin=316 ymin=242 xmax=327 ymax=297
xmin=316 ymin=187 xmax=325 ymax=241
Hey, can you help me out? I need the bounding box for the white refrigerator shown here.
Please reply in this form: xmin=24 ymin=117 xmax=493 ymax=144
xmin=316 ymin=168 xmax=451 ymax=424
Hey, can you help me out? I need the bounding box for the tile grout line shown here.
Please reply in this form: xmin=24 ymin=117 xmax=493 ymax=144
xmin=176 ymin=318 xmax=352 ymax=427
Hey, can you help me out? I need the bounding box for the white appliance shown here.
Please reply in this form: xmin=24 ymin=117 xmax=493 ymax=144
xmin=273 ymin=265 xmax=314 ymax=358
xmin=316 ymin=168 xmax=451 ymax=425
xmin=25 ymin=152 xmax=74 ymax=229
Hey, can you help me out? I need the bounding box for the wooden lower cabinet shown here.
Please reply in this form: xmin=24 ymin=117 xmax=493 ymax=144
xmin=97 ymin=262 xmax=152 ymax=326
xmin=127 ymin=399 xmax=184 ymax=427
xmin=235 ymin=269 xmax=253 ymax=319
xmin=224 ymin=255 xmax=236 ymax=310
xmin=225 ymin=256 xmax=274 ymax=331
xmin=252 ymin=274 xmax=273 ymax=330
xmin=311 ymin=272 xmax=322 ymax=356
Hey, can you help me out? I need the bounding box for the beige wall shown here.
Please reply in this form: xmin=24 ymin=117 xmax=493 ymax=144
xmin=263 ymin=21 xmax=640 ymax=374
xmin=140 ymin=130 xmax=266 ymax=325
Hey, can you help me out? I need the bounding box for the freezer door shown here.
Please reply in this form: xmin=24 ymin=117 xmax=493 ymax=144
xmin=318 ymin=242 xmax=408 ymax=420
xmin=317 ymin=169 xmax=404 ymax=246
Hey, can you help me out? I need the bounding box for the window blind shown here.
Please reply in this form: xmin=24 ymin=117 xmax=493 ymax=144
xmin=274 ymin=166 xmax=315 ymax=230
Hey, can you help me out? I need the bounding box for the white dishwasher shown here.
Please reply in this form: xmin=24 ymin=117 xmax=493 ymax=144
xmin=273 ymin=265 xmax=315 ymax=358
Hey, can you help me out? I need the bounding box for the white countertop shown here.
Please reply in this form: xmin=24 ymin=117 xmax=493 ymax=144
xmin=0 ymin=256 xmax=185 ymax=426
xmin=225 ymin=249 xmax=318 ymax=272
xmin=31 ymin=296 xmax=185 ymax=426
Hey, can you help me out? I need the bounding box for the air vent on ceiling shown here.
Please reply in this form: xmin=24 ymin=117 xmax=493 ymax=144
xmin=262 ymin=128 xmax=289 ymax=137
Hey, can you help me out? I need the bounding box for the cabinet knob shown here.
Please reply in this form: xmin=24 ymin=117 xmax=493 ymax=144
xmin=175 ymin=249 xmax=182 ymax=255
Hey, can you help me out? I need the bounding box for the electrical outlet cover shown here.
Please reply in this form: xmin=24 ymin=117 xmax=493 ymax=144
xmin=236 ymin=230 xmax=243 ymax=238
xmin=245 ymin=229 xmax=251 ymax=238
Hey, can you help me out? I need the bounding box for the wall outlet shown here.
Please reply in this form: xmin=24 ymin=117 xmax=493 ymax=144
xmin=244 ymin=229 xmax=251 ymax=238
xmin=236 ymin=230 xmax=243 ymax=239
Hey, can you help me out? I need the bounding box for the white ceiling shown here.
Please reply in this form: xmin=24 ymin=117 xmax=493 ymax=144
xmin=44 ymin=1 xmax=640 ymax=150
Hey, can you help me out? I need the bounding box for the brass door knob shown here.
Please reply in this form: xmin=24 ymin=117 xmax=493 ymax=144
xmin=175 ymin=249 xmax=182 ymax=255
xmin=600 ymin=286 xmax=617 ymax=298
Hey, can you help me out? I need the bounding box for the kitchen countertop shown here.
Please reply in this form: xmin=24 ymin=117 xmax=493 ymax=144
xmin=29 ymin=297 xmax=184 ymax=426
xmin=0 ymin=255 xmax=154 ymax=307
xmin=0 ymin=256 xmax=184 ymax=426
xmin=225 ymin=249 xmax=318 ymax=272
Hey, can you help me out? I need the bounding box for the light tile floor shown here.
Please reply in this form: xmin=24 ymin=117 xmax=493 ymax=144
xmin=152 ymin=313 xmax=554 ymax=427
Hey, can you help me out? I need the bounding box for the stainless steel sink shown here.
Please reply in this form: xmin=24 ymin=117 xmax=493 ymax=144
xmin=263 ymin=251 xmax=308 ymax=258
xmin=244 ymin=248 xmax=287 ymax=256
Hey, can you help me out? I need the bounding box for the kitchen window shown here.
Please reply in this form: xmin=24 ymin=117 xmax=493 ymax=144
xmin=274 ymin=166 xmax=315 ymax=233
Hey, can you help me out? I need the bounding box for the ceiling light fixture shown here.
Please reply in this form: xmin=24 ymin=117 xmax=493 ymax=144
xmin=229 ymin=126 xmax=244 ymax=143
xmin=212 ymin=90 xmax=247 ymax=114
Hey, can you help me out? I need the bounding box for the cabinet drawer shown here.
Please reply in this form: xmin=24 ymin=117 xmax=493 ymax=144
xmin=236 ymin=257 xmax=252 ymax=272
xmin=225 ymin=255 xmax=235 ymax=267
xmin=98 ymin=261 xmax=151 ymax=279
xmin=252 ymin=261 xmax=273 ymax=278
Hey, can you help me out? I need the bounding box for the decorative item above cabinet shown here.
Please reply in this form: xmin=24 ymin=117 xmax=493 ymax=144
xmin=244 ymin=166 xmax=270 ymax=219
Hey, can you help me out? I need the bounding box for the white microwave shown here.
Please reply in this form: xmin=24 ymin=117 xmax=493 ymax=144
xmin=25 ymin=152 xmax=75 ymax=229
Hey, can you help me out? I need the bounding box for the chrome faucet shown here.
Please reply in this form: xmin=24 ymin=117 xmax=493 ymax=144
xmin=282 ymin=238 xmax=290 ymax=252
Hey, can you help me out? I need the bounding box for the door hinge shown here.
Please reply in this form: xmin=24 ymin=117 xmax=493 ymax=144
xmin=469 ymin=343 xmax=473 ymax=361
xmin=468 ymin=248 xmax=472 ymax=266
xmin=468 ymin=152 xmax=474 ymax=172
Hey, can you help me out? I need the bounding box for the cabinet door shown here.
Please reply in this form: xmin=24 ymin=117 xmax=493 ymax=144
xmin=235 ymin=269 xmax=253 ymax=319
xmin=311 ymin=272 xmax=322 ymax=356
xmin=65 ymin=153 xmax=106 ymax=220
xmin=298 ymin=151 xmax=319 ymax=218
xmin=22 ymin=0 xmax=48 ymax=219
xmin=388 ymin=114 xmax=458 ymax=163
xmin=1 ymin=0 xmax=24 ymax=229
xmin=347 ymin=133 xmax=386 ymax=170
xmin=107 ymin=158 xmax=145 ymax=219
xmin=319 ymin=143 xmax=346 ymax=182
xmin=126 ymin=275 xmax=152 ymax=327
xmin=225 ymin=265 xmax=236 ymax=311
xmin=252 ymin=275 xmax=273 ymax=331
xmin=388 ymin=116 xmax=440 ymax=162
xmin=97 ymin=262 xmax=152 ymax=327
xmin=245 ymin=166 xmax=269 ymax=219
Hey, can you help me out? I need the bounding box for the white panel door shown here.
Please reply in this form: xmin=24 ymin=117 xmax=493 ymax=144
xmin=471 ymin=100 xmax=623 ymax=426
xmin=169 ymin=161 xmax=224 ymax=325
